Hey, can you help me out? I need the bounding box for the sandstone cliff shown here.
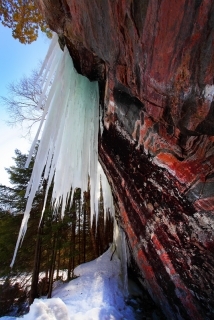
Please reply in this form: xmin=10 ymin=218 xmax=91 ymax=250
xmin=37 ymin=1 xmax=214 ymax=319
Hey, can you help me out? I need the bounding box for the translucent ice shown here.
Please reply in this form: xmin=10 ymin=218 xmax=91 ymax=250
xmin=11 ymin=38 xmax=101 ymax=266
xmin=11 ymin=36 xmax=120 ymax=272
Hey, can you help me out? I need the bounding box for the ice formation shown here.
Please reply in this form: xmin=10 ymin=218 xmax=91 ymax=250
xmin=10 ymin=35 xmax=115 ymax=267
xmin=113 ymin=223 xmax=130 ymax=297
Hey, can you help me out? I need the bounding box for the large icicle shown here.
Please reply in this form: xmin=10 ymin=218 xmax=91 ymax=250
xmin=11 ymin=34 xmax=131 ymax=300
xmin=95 ymin=162 xmax=115 ymax=224
xmin=11 ymin=38 xmax=101 ymax=267
xmin=11 ymin=36 xmax=128 ymax=283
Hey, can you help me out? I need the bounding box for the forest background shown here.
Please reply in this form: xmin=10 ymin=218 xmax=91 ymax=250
xmin=0 ymin=1 xmax=114 ymax=317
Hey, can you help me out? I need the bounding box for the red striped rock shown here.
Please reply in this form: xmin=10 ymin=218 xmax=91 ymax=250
xmin=38 ymin=1 xmax=214 ymax=318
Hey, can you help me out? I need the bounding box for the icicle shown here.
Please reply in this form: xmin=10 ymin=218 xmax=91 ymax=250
xmin=11 ymin=35 xmax=116 ymax=267
xmin=113 ymin=222 xmax=129 ymax=297
xmin=99 ymin=103 xmax=104 ymax=136
xmin=97 ymin=162 xmax=115 ymax=224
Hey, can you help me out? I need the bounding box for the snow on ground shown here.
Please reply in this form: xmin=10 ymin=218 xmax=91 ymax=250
xmin=1 ymin=247 xmax=135 ymax=320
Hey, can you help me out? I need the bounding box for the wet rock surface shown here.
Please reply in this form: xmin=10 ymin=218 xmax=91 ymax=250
xmin=38 ymin=0 xmax=214 ymax=318
xmin=127 ymin=265 xmax=167 ymax=320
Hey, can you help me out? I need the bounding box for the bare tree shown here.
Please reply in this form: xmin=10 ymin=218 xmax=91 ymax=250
xmin=1 ymin=65 xmax=46 ymax=135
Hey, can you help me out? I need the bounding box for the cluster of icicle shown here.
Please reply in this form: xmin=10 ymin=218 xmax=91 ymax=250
xmin=10 ymin=34 xmax=115 ymax=267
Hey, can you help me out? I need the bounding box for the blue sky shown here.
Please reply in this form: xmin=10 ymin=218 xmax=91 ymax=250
xmin=0 ymin=24 xmax=50 ymax=185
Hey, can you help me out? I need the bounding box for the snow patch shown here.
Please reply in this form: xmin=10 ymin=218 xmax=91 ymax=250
xmin=22 ymin=298 xmax=69 ymax=320
xmin=7 ymin=248 xmax=135 ymax=320
xmin=203 ymin=84 xmax=214 ymax=102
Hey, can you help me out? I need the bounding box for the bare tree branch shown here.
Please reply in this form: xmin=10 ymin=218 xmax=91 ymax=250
xmin=1 ymin=63 xmax=48 ymax=135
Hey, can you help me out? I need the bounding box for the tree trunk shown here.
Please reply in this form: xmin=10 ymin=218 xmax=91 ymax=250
xmin=47 ymin=229 xmax=58 ymax=298
xmin=83 ymin=202 xmax=86 ymax=263
xmin=67 ymin=206 xmax=76 ymax=280
xmin=29 ymin=219 xmax=43 ymax=305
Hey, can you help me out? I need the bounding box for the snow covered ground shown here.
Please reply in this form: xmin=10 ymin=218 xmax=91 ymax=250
xmin=1 ymin=247 xmax=136 ymax=320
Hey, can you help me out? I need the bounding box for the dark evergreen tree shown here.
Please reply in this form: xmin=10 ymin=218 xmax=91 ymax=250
xmin=0 ymin=147 xmax=114 ymax=315
xmin=0 ymin=148 xmax=37 ymax=214
xmin=0 ymin=148 xmax=40 ymax=277
xmin=0 ymin=210 xmax=22 ymax=276
xmin=0 ymin=147 xmax=43 ymax=314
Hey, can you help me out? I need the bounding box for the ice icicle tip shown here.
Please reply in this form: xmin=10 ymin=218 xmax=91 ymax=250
xmin=10 ymin=211 xmax=30 ymax=268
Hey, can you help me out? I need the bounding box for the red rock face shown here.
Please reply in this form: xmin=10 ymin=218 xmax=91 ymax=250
xmin=39 ymin=0 xmax=214 ymax=318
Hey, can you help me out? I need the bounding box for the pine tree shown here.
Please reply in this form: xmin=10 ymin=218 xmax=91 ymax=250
xmin=0 ymin=210 xmax=22 ymax=276
xmin=0 ymin=149 xmax=34 ymax=213
xmin=0 ymin=148 xmax=41 ymax=276
xmin=0 ymin=149 xmax=50 ymax=306
xmin=0 ymin=146 xmax=114 ymax=312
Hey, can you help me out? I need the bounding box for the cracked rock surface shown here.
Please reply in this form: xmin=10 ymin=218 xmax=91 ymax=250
xmin=38 ymin=1 xmax=214 ymax=318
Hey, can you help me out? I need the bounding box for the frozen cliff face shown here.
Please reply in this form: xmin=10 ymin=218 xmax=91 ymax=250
xmin=37 ymin=1 xmax=214 ymax=319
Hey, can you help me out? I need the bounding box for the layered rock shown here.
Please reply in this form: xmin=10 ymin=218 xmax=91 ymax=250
xmin=38 ymin=1 xmax=214 ymax=319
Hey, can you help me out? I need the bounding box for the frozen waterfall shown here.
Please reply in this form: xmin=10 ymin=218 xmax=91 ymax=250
xmin=10 ymin=35 xmax=115 ymax=267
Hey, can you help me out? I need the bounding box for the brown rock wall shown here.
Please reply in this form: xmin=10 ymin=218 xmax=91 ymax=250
xmin=38 ymin=1 xmax=214 ymax=318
